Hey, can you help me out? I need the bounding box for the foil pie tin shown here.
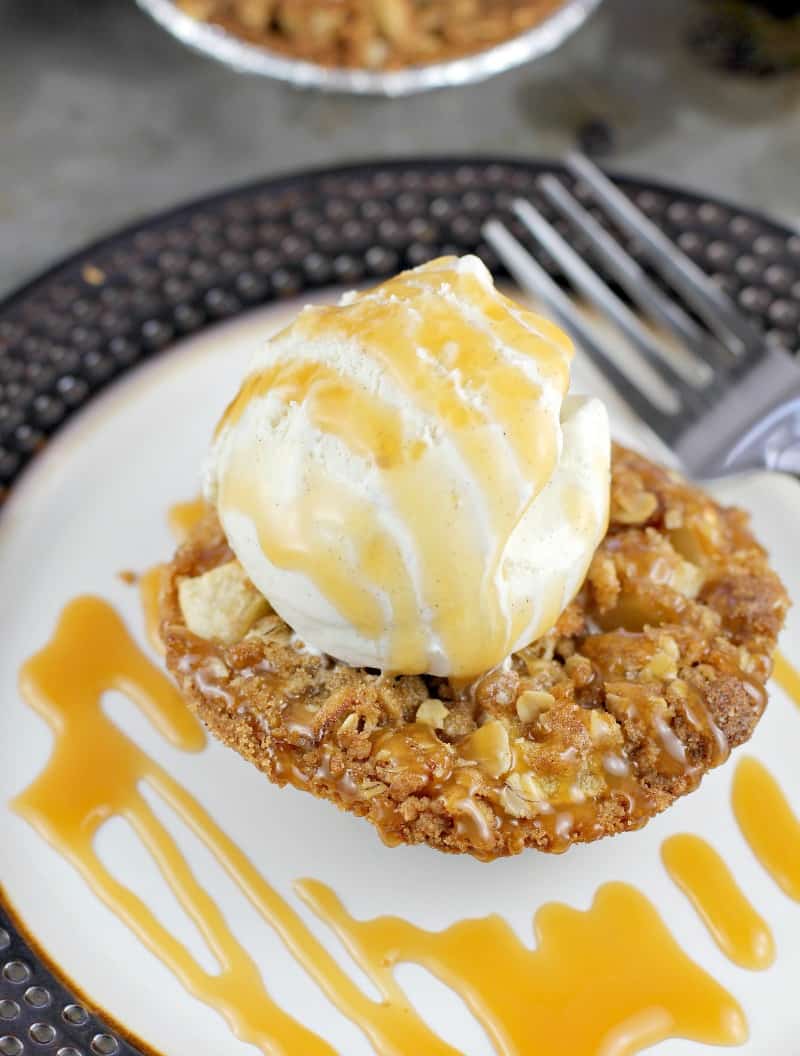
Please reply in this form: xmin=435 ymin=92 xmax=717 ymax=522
xmin=135 ymin=0 xmax=604 ymax=96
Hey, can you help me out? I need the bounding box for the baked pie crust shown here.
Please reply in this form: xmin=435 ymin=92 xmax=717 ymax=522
xmin=160 ymin=445 xmax=789 ymax=860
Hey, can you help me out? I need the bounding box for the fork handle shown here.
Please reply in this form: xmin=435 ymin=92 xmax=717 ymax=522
xmin=727 ymin=396 xmax=800 ymax=475
xmin=675 ymin=347 xmax=800 ymax=477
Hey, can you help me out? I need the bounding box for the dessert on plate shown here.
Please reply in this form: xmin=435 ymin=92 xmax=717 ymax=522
xmin=160 ymin=256 xmax=788 ymax=860
xmin=176 ymin=0 xmax=567 ymax=71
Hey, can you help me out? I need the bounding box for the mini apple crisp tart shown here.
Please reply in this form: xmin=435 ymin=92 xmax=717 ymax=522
xmin=160 ymin=445 xmax=788 ymax=860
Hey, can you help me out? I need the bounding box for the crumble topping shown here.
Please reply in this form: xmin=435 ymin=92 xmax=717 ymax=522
xmin=176 ymin=0 xmax=567 ymax=71
xmin=161 ymin=445 xmax=788 ymax=859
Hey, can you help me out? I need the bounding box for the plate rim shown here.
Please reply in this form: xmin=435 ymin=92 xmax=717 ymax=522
xmin=2 ymin=154 xmax=797 ymax=318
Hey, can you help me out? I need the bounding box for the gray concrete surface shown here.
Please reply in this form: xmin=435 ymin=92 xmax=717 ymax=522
xmin=2 ymin=0 xmax=799 ymax=298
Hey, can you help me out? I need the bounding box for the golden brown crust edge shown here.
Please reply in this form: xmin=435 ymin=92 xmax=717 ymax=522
xmin=160 ymin=445 xmax=789 ymax=860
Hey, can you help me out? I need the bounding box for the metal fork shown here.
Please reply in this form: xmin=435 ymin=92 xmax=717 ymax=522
xmin=483 ymin=153 xmax=800 ymax=478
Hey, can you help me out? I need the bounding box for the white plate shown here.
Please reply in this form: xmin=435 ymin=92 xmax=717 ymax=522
xmin=1 ymin=300 xmax=799 ymax=1056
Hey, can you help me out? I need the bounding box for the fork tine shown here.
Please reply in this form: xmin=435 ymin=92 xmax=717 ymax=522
xmin=512 ymin=198 xmax=706 ymax=416
xmin=537 ymin=174 xmax=733 ymax=381
xmin=565 ymin=153 xmax=763 ymax=357
xmin=482 ymin=218 xmax=679 ymax=443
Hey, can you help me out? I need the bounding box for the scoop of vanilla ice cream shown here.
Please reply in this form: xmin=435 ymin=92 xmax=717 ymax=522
xmin=206 ymin=256 xmax=610 ymax=678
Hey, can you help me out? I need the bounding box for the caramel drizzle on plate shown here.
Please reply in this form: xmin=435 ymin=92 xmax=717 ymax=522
xmin=12 ymin=596 xmax=445 ymax=1056
xmin=662 ymin=834 xmax=775 ymax=970
xmin=773 ymin=650 xmax=800 ymax=709
xmin=733 ymin=756 xmax=800 ymax=902
xmin=299 ymin=879 xmax=746 ymax=1056
xmin=11 ymin=591 xmax=749 ymax=1056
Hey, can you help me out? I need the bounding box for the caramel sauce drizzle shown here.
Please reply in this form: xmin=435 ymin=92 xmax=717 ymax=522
xmin=12 ymin=596 xmax=450 ymax=1056
xmin=733 ymin=756 xmax=800 ymax=902
xmin=139 ymin=565 xmax=166 ymax=656
xmin=221 ymin=464 xmax=430 ymax=673
xmin=298 ymin=879 xmax=746 ymax=1056
xmin=773 ymin=650 xmax=800 ymax=709
xmin=185 ymin=624 xmax=656 ymax=859
xmin=11 ymin=591 xmax=749 ymax=1056
xmin=661 ymin=834 xmax=775 ymax=970
xmin=215 ymin=259 xmax=584 ymax=676
xmin=176 ymin=616 xmax=733 ymax=859
xmin=167 ymin=497 xmax=209 ymax=541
